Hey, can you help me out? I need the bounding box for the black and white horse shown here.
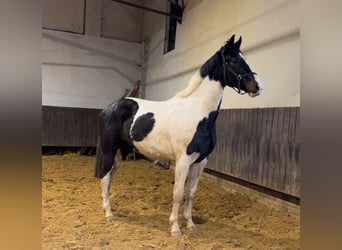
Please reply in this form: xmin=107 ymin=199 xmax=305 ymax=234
xmin=94 ymin=35 xmax=263 ymax=236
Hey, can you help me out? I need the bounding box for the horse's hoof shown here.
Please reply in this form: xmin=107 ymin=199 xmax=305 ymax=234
xmin=187 ymin=225 xmax=197 ymax=232
xmin=105 ymin=215 xmax=113 ymax=222
xmin=170 ymin=231 xmax=182 ymax=237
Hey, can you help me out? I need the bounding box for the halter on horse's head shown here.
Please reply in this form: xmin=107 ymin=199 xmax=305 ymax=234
xmin=219 ymin=35 xmax=263 ymax=97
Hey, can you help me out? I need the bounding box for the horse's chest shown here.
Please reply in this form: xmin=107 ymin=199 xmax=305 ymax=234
xmin=186 ymin=110 xmax=218 ymax=163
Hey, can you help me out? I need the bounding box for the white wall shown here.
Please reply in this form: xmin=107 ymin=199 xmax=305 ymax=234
xmin=142 ymin=0 xmax=300 ymax=109
xmin=42 ymin=29 xmax=141 ymax=109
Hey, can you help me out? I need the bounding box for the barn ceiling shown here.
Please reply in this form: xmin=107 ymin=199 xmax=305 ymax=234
xmin=42 ymin=0 xmax=86 ymax=34
xmin=101 ymin=0 xmax=148 ymax=42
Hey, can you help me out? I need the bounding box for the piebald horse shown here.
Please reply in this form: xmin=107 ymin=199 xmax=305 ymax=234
xmin=95 ymin=35 xmax=263 ymax=236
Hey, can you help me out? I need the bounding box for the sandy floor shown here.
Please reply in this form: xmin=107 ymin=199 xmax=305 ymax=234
xmin=42 ymin=155 xmax=300 ymax=249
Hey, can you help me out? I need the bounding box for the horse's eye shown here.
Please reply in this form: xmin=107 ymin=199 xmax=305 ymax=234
xmin=226 ymin=56 xmax=237 ymax=64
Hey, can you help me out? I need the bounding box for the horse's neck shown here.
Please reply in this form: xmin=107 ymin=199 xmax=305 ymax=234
xmin=191 ymin=77 xmax=223 ymax=111
xmin=173 ymin=71 xmax=203 ymax=98
xmin=172 ymin=72 xmax=223 ymax=112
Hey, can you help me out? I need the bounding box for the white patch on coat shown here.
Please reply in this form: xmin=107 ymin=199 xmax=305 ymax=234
xmin=127 ymin=74 xmax=223 ymax=161
xmin=101 ymin=168 xmax=113 ymax=220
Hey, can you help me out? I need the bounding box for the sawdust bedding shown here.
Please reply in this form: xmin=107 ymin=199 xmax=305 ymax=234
xmin=42 ymin=155 xmax=299 ymax=249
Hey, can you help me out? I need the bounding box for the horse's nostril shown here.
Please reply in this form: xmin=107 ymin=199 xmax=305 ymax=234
xmin=250 ymin=88 xmax=258 ymax=94
xmin=253 ymin=85 xmax=260 ymax=93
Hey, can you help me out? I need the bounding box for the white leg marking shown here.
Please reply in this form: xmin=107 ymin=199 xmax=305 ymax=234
xmin=101 ymin=168 xmax=113 ymax=221
xmin=183 ymin=158 xmax=207 ymax=231
xmin=101 ymin=155 xmax=123 ymax=222
xmin=169 ymin=154 xmax=198 ymax=237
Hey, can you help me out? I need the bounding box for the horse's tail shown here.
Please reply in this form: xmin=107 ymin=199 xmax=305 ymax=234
xmin=94 ymin=109 xmax=116 ymax=179
xmin=94 ymin=99 xmax=138 ymax=178
xmin=94 ymin=134 xmax=104 ymax=178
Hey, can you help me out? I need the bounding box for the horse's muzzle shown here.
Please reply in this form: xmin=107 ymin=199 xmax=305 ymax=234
xmin=248 ymin=92 xmax=260 ymax=97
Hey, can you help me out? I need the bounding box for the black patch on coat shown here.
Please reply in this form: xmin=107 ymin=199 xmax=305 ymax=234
xmin=131 ymin=112 xmax=155 ymax=142
xmin=186 ymin=110 xmax=220 ymax=163
xmin=95 ymin=98 xmax=138 ymax=178
xmin=200 ymin=51 xmax=225 ymax=84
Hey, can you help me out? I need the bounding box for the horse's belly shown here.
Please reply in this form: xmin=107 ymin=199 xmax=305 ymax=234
xmin=128 ymin=99 xmax=198 ymax=161
xmin=132 ymin=134 xmax=175 ymax=161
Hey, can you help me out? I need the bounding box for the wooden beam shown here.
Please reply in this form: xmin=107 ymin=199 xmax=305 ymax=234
xmin=111 ymin=0 xmax=182 ymax=21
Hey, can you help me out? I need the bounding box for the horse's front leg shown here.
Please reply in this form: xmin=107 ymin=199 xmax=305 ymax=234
xmin=169 ymin=155 xmax=196 ymax=237
xmin=183 ymin=158 xmax=207 ymax=231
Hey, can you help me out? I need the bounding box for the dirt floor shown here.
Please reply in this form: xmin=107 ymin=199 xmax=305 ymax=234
xmin=42 ymin=155 xmax=300 ymax=250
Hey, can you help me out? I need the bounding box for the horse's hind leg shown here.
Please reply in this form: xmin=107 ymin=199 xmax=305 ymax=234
xmin=101 ymin=169 xmax=113 ymax=221
xmin=103 ymin=156 xmax=125 ymax=221
xmin=183 ymin=158 xmax=207 ymax=231
xmin=100 ymin=151 xmax=116 ymax=221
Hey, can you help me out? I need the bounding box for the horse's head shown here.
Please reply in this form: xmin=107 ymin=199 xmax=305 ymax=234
xmin=219 ymin=35 xmax=263 ymax=97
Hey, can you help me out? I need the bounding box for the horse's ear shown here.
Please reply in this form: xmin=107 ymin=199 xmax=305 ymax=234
xmin=234 ymin=36 xmax=242 ymax=50
xmin=226 ymin=35 xmax=235 ymax=48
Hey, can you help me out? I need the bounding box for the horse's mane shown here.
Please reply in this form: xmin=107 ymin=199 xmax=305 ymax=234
xmin=174 ymin=71 xmax=203 ymax=98
xmin=173 ymin=51 xmax=221 ymax=98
